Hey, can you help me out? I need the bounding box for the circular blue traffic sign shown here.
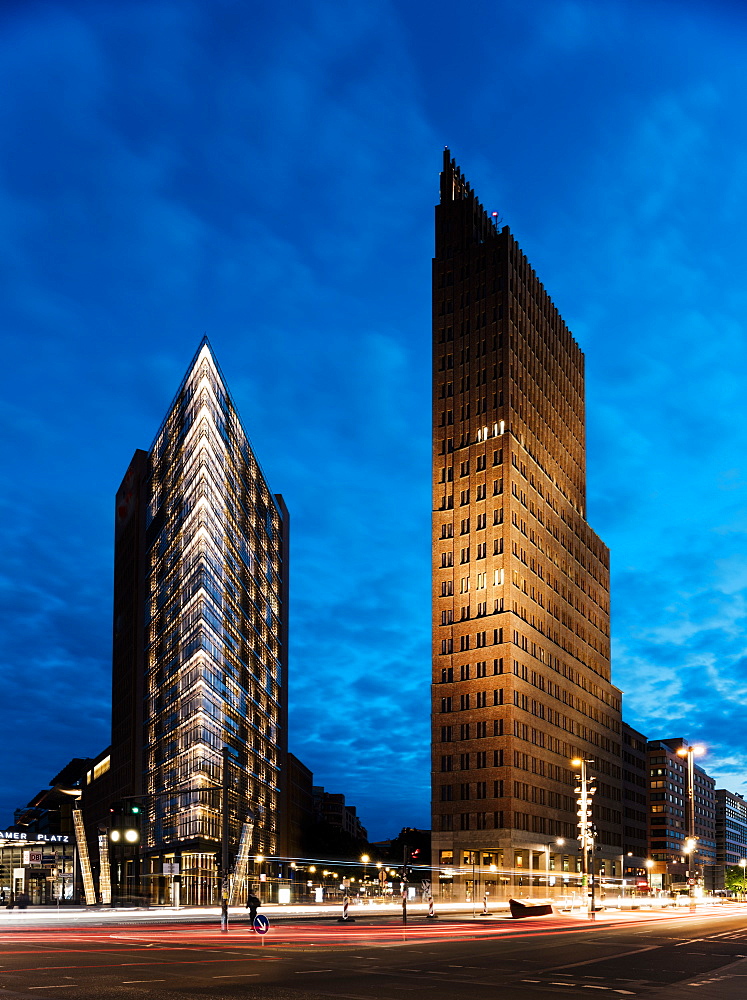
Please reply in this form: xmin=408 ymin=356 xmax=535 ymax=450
xmin=253 ymin=913 xmax=269 ymax=935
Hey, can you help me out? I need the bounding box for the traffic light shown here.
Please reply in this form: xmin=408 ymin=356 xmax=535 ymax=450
xmin=213 ymin=851 xmax=236 ymax=877
xmin=109 ymin=800 xmax=141 ymax=844
xmin=408 ymin=848 xmax=421 ymax=863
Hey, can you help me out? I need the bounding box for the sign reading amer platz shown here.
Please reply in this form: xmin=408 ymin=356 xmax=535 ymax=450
xmin=0 ymin=832 xmax=70 ymax=844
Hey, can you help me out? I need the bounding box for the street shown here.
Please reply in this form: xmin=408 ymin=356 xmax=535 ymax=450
xmin=1 ymin=904 xmax=747 ymax=999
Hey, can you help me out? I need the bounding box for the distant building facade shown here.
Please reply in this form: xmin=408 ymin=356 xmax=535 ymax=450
xmin=286 ymin=753 xmax=314 ymax=859
xmin=620 ymin=723 xmax=648 ymax=877
xmin=715 ymin=789 xmax=747 ymax=888
xmin=313 ymin=787 xmax=368 ymax=842
xmin=84 ymin=340 xmax=289 ymax=904
xmin=431 ymin=149 xmax=623 ymax=897
xmin=646 ymin=738 xmax=716 ymax=891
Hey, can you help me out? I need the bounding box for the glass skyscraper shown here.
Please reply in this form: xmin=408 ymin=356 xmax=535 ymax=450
xmin=108 ymin=339 xmax=288 ymax=903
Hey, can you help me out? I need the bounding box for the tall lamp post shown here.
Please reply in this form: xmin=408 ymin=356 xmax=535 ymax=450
xmin=739 ymin=859 xmax=746 ymax=900
xmin=676 ymin=743 xmax=705 ymax=911
xmin=572 ymin=758 xmax=597 ymax=920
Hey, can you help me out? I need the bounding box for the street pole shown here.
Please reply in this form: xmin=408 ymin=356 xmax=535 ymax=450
xmin=572 ymin=758 xmax=596 ymax=921
xmin=472 ymin=854 xmax=476 ymax=919
xmin=221 ymin=747 xmax=230 ymax=933
xmin=402 ymin=844 xmax=408 ymax=925
xmin=676 ymin=744 xmax=704 ymax=913
xmin=686 ymin=747 xmax=695 ymax=912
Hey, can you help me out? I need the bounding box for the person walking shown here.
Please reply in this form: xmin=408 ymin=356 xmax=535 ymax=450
xmin=245 ymin=891 xmax=261 ymax=928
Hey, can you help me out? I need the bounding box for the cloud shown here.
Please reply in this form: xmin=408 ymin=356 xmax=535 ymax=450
xmin=2 ymin=0 xmax=747 ymax=842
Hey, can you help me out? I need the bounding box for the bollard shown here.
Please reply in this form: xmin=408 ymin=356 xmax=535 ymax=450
xmin=482 ymin=892 xmax=489 ymax=915
xmin=337 ymin=893 xmax=355 ymax=923
xmin=427 ymin=894 xmax=438 ymax=919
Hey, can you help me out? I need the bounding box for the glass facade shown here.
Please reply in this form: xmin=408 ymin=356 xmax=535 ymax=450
xmin=142 ymin=341 xmax=286 ymax=863
xmin=0 ymin=839 xmax=76 ymax=904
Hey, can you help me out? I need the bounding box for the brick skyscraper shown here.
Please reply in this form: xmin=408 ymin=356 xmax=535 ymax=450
xmin=432 ymin=150 xmax=623 ymax=898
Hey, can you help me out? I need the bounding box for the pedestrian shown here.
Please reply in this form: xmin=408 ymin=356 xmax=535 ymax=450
xmin=245 ymin=891 xmax=261 ymax=927
xmin=16 ymin=892 xmax=29 ymax=910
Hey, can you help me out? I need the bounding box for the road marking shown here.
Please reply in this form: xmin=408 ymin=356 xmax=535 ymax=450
xmin=213 ymin=974 xmax=260 ymax=978
xmin=28 ymin=989 xmax=80 ymax=991
xmin=550 ymin=944 xmax=660 ymax=971
xmin=122 ymin=981 xmax=166 ymax=984
xmin=295 ymin=970 xmax=333 ymax=974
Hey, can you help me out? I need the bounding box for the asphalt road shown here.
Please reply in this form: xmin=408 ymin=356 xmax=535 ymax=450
xmin=2 ymin=906 xmax=747 ymax=999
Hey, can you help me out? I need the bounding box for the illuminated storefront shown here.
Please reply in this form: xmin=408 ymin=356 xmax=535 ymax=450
xmin=0 ymin=832 xmax=75 ymax=904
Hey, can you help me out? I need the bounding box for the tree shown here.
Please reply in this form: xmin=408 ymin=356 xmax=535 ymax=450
xmin=724 ymin=866 xmax=747 ymax=895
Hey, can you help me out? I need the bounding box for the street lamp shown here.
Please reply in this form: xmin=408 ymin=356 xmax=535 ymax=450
xmin=676 ymin=743 xmax=705 ymax=911
xmin=644 ymin=858 xmax=654 ymax=895
xmin=739 ymin=859 xmax=746 ymax=900
xmin=360 ymin=854 xmax=370 ymax=896
xmin=546 ymin=838 xmax=565 ymax=892
xmin=571 ymin=758 xmax=597 ymax=920
xmin=619 ymin=851 xmax=633 ymax=899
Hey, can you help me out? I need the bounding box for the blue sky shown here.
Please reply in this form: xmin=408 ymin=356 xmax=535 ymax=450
xmin=1 ymin=0 xmax=746 ymax=842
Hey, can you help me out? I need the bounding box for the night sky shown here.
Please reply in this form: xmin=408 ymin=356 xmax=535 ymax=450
xmin=2 ymin=0 xmax=747 ymax=842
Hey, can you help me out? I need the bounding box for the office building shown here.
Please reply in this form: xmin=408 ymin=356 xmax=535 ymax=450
xmin=313 ymin=788 xmax=368 ymax=843
xmin=620 ymin=722 xmax=648 ymax=877
xmin=715 ymin=789 xmax=747 ymax=888
xmin=431 ymin=150 xmax=623 ymax=897
xmin=646 ymin=738 xmax=716 ymax=891
xmin=87 ymin=339 xmax=288 ymax=904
